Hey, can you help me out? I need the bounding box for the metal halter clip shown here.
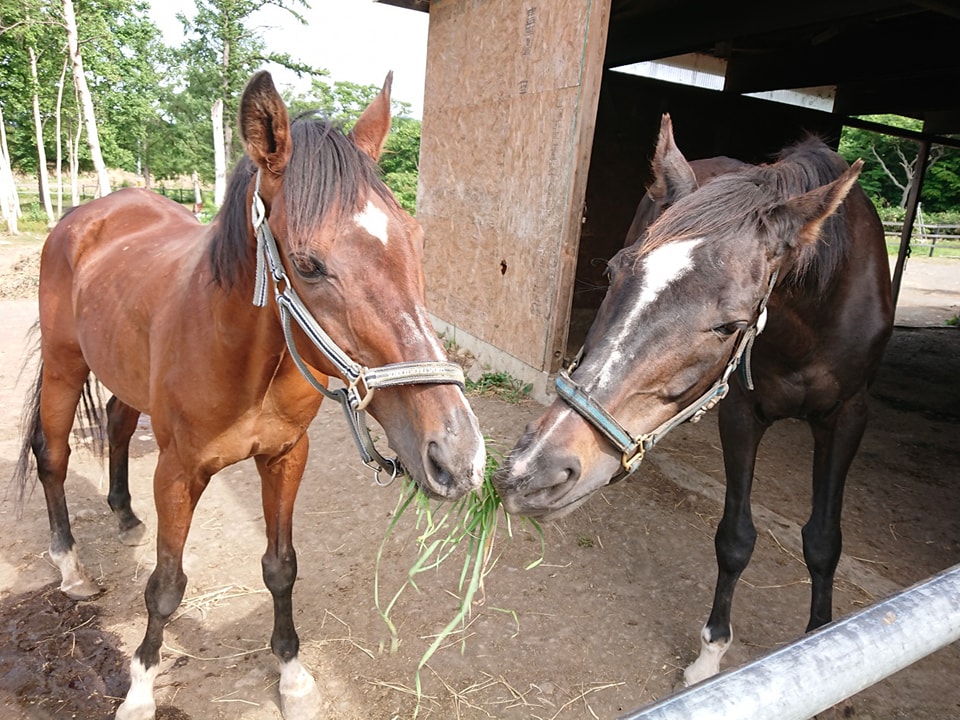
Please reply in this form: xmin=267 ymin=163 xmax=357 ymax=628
xmin=367 ymin=456 xmax=401 ymax=487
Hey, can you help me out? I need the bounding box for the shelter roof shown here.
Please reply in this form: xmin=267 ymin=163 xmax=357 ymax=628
xmin=380 ymin=0 xmax=960 ymax=140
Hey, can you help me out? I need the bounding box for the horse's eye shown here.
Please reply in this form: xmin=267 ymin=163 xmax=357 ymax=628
xmin=712 ymin=321 xmax=748 ymax=338
xmin=290 ymin=254 xmax=328 ymax=280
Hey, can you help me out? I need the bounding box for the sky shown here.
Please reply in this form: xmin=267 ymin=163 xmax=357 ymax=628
xmin=146 ymin=0 xmax=430 ymax=117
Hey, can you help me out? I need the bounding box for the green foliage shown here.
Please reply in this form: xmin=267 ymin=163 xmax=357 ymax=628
xmin=382 ymin=115 xmax=421 ymax=213
xmin=466 ymin=371 xmax=533 ymax=403
xmin=839 ymin=117 xmax=960 ymax=213
xmin=283 ymin=81 xmax=422 ymax=212
xmin=0 ymin=0 xmax=422 ymax=211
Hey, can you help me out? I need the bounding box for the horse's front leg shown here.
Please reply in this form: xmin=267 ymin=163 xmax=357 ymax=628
xmin=684 ymin=390 xmax=768 ymax=686
xmin=106 ymin=395 xmax=148 ymax=546
xmin=116 ymin=452 xmax=208 ymax=720
xmin=257 ymin=435 xmax=322 ymax=720
xmin=803 ymin=391 xmax=868 ymax=632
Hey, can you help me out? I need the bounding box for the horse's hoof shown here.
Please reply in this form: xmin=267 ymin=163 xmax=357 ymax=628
xmin=280 ymin=685 xmax=323 ymax=720
xmin=119 ymin=522 xmax=149 ymax=546
xmin=60 ymin=576 xmax=102 ymax=600
xmin=114 ymin=697 xmax=156 ymax=720
xmin=279 ymin=660 xmax=322 ymax=720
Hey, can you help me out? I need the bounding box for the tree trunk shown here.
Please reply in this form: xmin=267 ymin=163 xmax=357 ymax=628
xmin=0 ymin=107 xmax=22 ymax=235
xmin=212 ymin=98 xmax=226 ymax=207
xmin=55 ymin=57 xmax=67 ymax=217
xmin=221 ymin=38 xmax=232 ymax=164
xmin=70 ymin=115 xmax=81 ymax=206
xmin=29 ymin=46 xmax=56 ymax=226
xmin=63 ymin=0 xmax=111 ymax=197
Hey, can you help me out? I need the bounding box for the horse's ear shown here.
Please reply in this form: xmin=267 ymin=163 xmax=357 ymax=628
xmin=238 ymin=71 xmax=292 ymax=176
xmin=351 ymin=71 xmax=393 ymax=161
xmin=770 ymin=159 xmax=863 ymax=249
xmin=647 ymin=114 xmax=698 ymax=205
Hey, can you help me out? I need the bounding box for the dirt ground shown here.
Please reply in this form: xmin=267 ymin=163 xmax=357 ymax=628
xmin=0 ymin=236 xmax=958 ymax=720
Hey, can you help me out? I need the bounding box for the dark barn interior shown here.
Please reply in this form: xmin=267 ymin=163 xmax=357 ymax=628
xmin=569 ymin=0 xmax=960 ymax=351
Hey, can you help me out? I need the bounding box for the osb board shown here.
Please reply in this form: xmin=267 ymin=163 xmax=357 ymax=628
xmin=418 ymin=0 xmax=609 ymax=373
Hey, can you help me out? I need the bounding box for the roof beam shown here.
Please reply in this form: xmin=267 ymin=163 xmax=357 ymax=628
xmin=834 ymin=72 xmax=960 ymax=118
xmin=605 ymin=0 xmax=906 ymax=68
xmin=723 ymin=15 xmax=960 ymax=94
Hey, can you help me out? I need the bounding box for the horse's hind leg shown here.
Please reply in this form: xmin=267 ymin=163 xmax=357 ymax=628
xmin=684 ymin=393 xmax=768 ymax=686
xmin=803 ymin=393 xmax=868 ymax=632
xmin=106 ymin=396 xmax=148 ymax=546
xmin=257 ymin=436 xmax=321 ymax=720
xmin=35 ymin=362 xmax=102 ymax=599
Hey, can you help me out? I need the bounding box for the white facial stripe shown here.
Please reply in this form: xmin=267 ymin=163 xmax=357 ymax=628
xmin=511 ymin=405 xmax=576 ymax=478
xmin=594 ymin=238 xmax=702 ymax=388
xmin=355 ymin=200 xmax=389 ymax=245
xmin=398 ymin=308 xmax=447 ymax=359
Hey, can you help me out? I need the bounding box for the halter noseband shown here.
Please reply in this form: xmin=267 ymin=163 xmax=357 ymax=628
xmin=556 ymin=269 xmax=778 ymax=480
xmin=250 ymin=170 xmax=465 ymax=484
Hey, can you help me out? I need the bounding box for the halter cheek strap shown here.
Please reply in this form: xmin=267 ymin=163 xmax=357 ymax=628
xmin=557 ymin=269 xmax=778 ymax=479
xmin=249 ymin=171 xmax=465 ymax=484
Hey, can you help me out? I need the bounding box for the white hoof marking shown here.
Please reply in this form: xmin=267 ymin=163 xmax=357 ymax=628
xmin=50 ymin=547 xmax=100 ymax=598
xmin=683 ymin=624 xmax=732 ymax=687
xmin=279 ymin=658 xmax=322 ymax=720
xmin=115 ymin=658 xmax=159 ymax=720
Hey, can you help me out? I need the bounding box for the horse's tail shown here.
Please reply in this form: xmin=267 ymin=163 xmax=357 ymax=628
xmin=13 ymin=349 xmax=44 ymax=518
xmin=12 ymin=327 xmax=106 ymax=518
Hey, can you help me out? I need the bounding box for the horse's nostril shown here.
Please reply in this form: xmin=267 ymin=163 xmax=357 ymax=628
xmin=426 ymin=441 xmax=454 ymax=488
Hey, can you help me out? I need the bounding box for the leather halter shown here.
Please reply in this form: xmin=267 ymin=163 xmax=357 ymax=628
xmin=250 ymin=171 xmax=465 ymax=484
xmin=556 ymin=270 xmax=778 ymax=481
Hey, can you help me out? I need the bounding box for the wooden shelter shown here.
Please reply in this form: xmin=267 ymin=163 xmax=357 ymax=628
xmin=380 ymin=0 xmax=960 ymax=398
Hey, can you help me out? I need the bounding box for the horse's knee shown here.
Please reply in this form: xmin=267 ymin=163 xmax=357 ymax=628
xmin=801 ymin=521 xmax=842 ymax=577
xmin=262 ymin=549 xmax=298 ymax=597
xmin=715 ymin=515 xmax=757 ymax=574
xmin=144 ymin=568 xmax=187 ymax=620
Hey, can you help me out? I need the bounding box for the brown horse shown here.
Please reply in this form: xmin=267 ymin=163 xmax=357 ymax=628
xmin=494 ymin=115 xmax=893 ymax=685
xmin=14 ymin=71 xmax=485 ymax=719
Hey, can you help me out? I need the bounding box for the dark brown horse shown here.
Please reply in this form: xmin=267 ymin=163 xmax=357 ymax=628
xmin=494 ymin=115 xmax=893 ymax=684
xmin=14 ymin=71 xmax=485 ymax=719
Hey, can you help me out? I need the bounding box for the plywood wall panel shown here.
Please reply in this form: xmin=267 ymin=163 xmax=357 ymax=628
xmin=418 ymin=0 xmax=610 ymax=374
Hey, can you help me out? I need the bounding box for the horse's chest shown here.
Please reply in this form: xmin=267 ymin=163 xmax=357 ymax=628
xmin=749 ymin=362 xmax=842 ymax=420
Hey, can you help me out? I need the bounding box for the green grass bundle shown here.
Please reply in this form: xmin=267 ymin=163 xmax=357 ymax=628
xmin=374 ymin=445 xmax=542 ymax=697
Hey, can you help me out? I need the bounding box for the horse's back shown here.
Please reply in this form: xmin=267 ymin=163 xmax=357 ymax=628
xmin=44 ymin=189 xmax=200 ymax=268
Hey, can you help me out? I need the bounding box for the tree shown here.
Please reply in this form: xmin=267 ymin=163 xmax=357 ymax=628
xmin=839 ymin=116 xmax=960 ymax=213
xmin=283 ymin=78 xmax=422 ymax=213
xmin=0 ymin=105 xmax=21 ymax=233
xmin=176 ymin=0 xmax=323 ymax=170
xmin=381 ymin=116 xmax=421 ymax=214
xmin=63 ymin=0 xmax=110 ymax=196
xmin=28 ymin=45 xmax=54 ymax=224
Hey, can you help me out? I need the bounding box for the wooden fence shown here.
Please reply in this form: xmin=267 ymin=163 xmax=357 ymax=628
xmin=883 ymin=221 xmax=960 ymax=258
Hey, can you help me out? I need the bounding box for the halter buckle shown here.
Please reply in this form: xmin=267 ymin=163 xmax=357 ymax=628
xmin=621 ymin=444 xmax=646 ymax=474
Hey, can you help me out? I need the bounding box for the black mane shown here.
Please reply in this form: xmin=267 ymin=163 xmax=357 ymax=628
xmin=771 ymin=136 xmax=853 ymax=295
xmin=636 ymin=137 xmax=853 ymax=298
xmin=208 ymin=115 xmax=396 ymax=290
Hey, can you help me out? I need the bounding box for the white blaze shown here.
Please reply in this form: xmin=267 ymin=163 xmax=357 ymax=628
xmin=594 ymin=237 xmax=702 ymax=387
xmin=355 ymin=200 xmax=389 ymax=245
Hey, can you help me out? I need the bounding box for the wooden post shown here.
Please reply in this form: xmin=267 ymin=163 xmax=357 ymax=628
xmin=891 ymin=139 xmax=931 ymax=308
xmin=418 ymin=0 xmax=611 ymax=396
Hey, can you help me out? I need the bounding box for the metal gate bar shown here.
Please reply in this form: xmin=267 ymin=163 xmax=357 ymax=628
xmin=620 ymin=563 xmax=960 ymax=720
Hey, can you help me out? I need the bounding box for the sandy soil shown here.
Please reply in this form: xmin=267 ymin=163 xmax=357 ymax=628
xmin=0 ymin=237 xmax=958 ymax=720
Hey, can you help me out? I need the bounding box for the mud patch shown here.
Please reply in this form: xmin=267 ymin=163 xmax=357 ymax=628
xmin=0 ymin=583 xmax=126 ymax=718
